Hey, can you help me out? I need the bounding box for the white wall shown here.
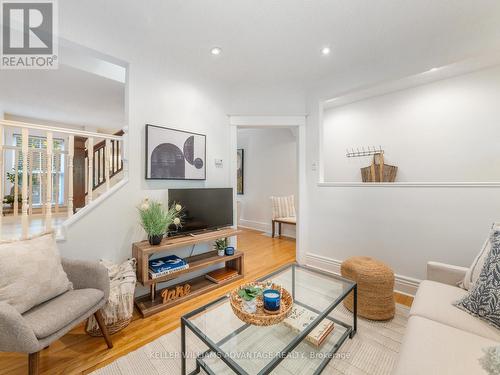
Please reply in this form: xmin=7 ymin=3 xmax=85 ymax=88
xmin=304 ymin=66 xmax=500 ymax=291
xmin=323 ymin=65 xmax=500 ymax=183
xmin=51 ymin=4 xmax=308 ymax=296
xmin=53 ymin=1 xmax=500 ymax=296
xmin=237 ymin=128 xmax=297 ymax=237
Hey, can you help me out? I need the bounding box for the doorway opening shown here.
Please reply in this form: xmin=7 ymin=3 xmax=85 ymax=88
xmin=229 ymin=116 xmax=306 ymax=264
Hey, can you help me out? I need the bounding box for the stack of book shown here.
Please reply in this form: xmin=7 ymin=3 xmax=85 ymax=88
xmin=283 ymin=305 xmax=335 ymax=347
xmin=205 ymin=267 xmax=239 ymax=284
xmin=149 ymin=255 xmax=189 ymax=279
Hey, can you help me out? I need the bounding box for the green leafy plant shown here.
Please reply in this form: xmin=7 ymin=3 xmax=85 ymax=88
xmin=6 ymin=169 xmax=38 ymax=186
xmin=6 ymin=170 xmax=20 ymax=184
xmin=138 ymin=199 xmax=182 ymax=237
xmin=3 ymin=194 xmax=22 ymax=205
xmin=215 ymin=238 xmax=228 ymax=251
xmin=238 ymin=286 xmax=262 ymax=301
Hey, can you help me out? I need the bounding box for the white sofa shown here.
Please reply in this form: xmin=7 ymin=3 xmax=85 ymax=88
xmin=394 ymin=261 xmax=500 ymax=375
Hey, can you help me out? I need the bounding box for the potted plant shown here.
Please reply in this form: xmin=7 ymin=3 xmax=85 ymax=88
xmin=238 ymin=286 xmax=262 ymax=314
xmin=215 ymin=238 xmax=227 ymax=256
xmin=138 ymin=199 xmax=182 ymax=245
xmin=3 ymin=169 xmax=37 ymax=209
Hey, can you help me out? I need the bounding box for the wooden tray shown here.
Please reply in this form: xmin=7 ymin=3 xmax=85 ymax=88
xmin=230 ymin=282 xmax=293 ymax=326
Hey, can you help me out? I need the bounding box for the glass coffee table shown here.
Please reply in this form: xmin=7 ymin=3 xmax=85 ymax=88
xmin=181 ymin=264 xmax=357 ymax=375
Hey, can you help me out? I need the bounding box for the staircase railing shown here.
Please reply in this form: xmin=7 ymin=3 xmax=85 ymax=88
xmin=88 ymin=130 xmax=124 ymax=191
xmin=0 ymin=119 xmax=124 ymax=239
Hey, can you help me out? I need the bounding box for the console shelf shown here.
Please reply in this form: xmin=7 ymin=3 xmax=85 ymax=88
xmin=135 ymin=273 xmax=244 ymax=318
xmin=132 ymin=228 xmax=243 ymax=317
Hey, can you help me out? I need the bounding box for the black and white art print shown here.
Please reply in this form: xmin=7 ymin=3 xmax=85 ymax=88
xmin=145 ymin=125 xmax=206 ymax=180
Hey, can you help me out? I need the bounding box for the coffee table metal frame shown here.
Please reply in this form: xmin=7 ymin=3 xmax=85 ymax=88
xmin=181 ymin=263 xmax=357 ymax=375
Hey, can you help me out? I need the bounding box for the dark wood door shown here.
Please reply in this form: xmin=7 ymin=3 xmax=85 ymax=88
xmin=73 ymin=136 xmax=87 ymax=211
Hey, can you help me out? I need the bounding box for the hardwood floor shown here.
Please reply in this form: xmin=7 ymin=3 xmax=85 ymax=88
xmin=394 ymin=292 xmax=414 ymax=307
xmin=0 ymin=228 xmax=412 ymax=374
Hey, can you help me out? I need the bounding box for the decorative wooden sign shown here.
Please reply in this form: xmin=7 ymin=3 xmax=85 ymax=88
xmin=161 ymin=283 xmax=191 ymax=304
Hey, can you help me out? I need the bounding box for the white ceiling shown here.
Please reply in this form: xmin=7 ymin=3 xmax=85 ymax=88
xmin=3 ymin=1 xmax=500 ymax=127
xmin=59 ymin=0 xmax=500 ymax=90
xmin=0 ymin=64 xmax=125 ymax=129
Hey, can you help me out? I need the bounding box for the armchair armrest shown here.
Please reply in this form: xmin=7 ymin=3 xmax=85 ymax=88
xmin=62 ymin=258 xmax=109 ymax=300
xmin=427 ymin=261 xmax=468 ymax=286
xmin=0 ymin=302 xmax=39 ymax=353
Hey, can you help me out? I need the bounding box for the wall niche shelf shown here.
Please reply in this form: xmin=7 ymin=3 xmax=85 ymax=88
xmin=317 ymin=182 xmax=500 ymax=188
xmin=132 ymin=227 xmax=243 ymax=318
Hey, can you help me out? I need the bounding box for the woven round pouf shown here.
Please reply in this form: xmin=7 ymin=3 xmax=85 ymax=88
xmin=341 ymin=256 xmax=395 ymax=321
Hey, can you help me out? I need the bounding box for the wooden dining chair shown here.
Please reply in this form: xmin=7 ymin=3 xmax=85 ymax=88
xmin=270 ymin=195 xmax=296 ymax=238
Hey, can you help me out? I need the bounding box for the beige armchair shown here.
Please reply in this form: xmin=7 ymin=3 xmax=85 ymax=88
xmin=0 ymin=258 xmax=112 ymax=375
xmin=270 ymin=195 xmax=296 ymax=238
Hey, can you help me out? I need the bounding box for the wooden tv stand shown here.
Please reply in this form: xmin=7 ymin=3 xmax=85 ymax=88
xmin=132 ymin=228 xmax=243 ymax=318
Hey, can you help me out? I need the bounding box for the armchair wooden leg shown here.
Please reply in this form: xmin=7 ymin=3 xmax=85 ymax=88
xmin=94 ymin=310 xmax=113 ymax=349
xmin=272 ymin=220 xmax=275 ymax=238
xmin=279 ymin=222 xmax=282 ymax=237
xmin=28 ymin=351 xmax=40 ymax=375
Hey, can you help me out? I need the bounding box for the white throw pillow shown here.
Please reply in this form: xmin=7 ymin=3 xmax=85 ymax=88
xmin=460 ymin=223 xmax=500 ymax=290
xmin=0 ymin=233 xmax=72 ymax=314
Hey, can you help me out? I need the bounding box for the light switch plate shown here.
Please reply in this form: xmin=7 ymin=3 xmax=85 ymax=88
xmin=215 ymin=158 xmax=223 ymax=168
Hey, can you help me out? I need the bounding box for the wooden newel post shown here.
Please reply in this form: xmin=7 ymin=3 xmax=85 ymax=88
xmin=105 ymin=139 xmax=111 ymax=191
xmin=87 ymin=137 xmax=94 ymax=203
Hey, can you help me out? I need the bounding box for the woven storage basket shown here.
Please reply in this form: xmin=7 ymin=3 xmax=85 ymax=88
xmin=341 ymin=256 xmax=395 ymax=321
xmin=361 ymin=153 xmax=397 ymax=182
xmin=86 ymin=258 xmax=137 ymax=337
xmin=230 ymin=282 xmax=293 ymax=326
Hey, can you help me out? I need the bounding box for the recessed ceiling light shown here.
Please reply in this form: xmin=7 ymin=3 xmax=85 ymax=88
xmin=321 ymin=47 xmax=331 ymax=56
xmin=428 ymin=67 xmax=439 ymax=72
xmin=210 ymin=47 xmax=222 ymax=55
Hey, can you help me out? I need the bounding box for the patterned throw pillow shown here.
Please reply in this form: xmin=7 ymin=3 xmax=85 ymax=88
xmin=479 ymin=346 xmax=500 ymax=375
xmin=454 ymin=230 xmax=500 ymax=329
xmin=460 ymin=223 xmax=500 ymax=290
xmin=0 ymin=233 xmax=72 ymax=314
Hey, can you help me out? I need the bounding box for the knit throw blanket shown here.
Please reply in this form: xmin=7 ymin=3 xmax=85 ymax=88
xmin=86 ymin=258 xmax=137 ymax=330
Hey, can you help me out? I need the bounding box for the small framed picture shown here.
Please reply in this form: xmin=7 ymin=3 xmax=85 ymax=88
xmin=145 ymin=124 xmax=206 ymax=180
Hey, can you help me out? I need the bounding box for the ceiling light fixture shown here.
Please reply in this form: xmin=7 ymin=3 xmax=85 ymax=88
xmin=321 ymin=46 xmax=331 ymax=56
xmin=428 ymin=67 xmax=439 ymax=72
xmin=210 ymin=47 xmax=222 ymax=56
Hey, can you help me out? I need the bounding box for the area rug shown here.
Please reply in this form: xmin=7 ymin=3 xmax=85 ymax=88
xmin=92 ymin=303 xmax=409 ymax=375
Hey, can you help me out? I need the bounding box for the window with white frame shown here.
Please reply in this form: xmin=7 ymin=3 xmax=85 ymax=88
xmin=13 ymin=134 xmax=65 ymax=206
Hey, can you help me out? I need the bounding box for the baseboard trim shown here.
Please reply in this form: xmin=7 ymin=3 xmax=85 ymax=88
xmin=305 ymin=252 xmax=420 ymax=296
xmin=238 ymin=218 xmax=296 ymax=239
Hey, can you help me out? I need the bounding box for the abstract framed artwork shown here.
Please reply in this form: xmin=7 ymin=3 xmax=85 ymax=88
xmin=145 ymin=124 xmax=206 ymax=180
xmin=237 ymin=148 xmax=244 ymax=194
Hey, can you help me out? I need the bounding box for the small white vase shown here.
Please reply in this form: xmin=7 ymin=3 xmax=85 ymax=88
xmin=217 ymin=249 xmax=225 ymax=256
xmin=242 ymin=299 xmax=257 ymax=314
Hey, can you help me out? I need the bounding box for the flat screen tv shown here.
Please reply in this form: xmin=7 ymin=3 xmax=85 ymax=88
xmin=168 ymin=188 xmax=233 ymax=234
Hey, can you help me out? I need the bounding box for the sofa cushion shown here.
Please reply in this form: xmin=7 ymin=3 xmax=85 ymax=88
xmin=394 ymin=316 xmax=497 ymax=375
xmin=23 ymin=289 xmax=104 ymax=339
xmin=0 ymin=233 xmax=72 ymax=314
xmin=410 ymin=280 xmax=500 ymax=341
xmin=275 ymin=217 xmax=296 ymax=224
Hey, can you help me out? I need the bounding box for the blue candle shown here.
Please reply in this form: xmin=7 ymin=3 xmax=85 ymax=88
xmin=263 ymin=289 xmax=281 ymax=311
xmin=225 ymin=246 xmax=235 ymax=256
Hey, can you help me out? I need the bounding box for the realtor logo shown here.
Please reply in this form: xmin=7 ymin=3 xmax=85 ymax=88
xmin=1 ymin=0 xmax=58 ymax=69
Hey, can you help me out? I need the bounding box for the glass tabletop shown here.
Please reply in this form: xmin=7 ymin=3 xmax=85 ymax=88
xmin=182 ymin=264 xmax=356 ymax=375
